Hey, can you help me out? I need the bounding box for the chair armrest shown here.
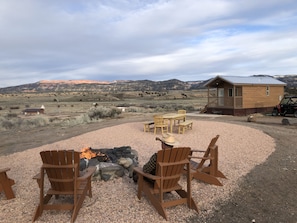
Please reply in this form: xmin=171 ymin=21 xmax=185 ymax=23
xmin=189 ymin=156 xmax=212 ymax=160
xmin=33 ymin=172 xmax=41 ymax=180
xmin=78 ymin=166 xmax=96 ymax=181
xmin=0 ymin=167 xmax=10 ymax=173
xmin=191 ymin=150 xmax=206 ymax=153
xmin=133 ymin=167 xmax=160 ymax=181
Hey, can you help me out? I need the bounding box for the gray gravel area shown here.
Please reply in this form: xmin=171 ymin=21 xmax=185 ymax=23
xmin=0 ymin=118 xmax=277 ymax=223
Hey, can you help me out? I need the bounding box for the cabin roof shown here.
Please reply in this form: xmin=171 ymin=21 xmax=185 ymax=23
xmin=205 ymin=75 xmax=287 ymax=87
xmin=22 ymin=108 xmax=44 ymax=112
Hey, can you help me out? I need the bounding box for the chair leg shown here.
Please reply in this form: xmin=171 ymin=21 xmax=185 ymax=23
xmin=32 ymin=194 xmax=52 ymax=222
xmin=201 ymin=166 xmax=227 ymax=178
xmin=137 ymin=175 xmax=144 ymax=199
xmin=72 ymin=194 xmax=85 ymax=223
xmin=32 ymin=205 xmax=43 ymax=222
xmin=146 ymin=192 xmax=168 ymax=220
xmin=175 ymin=189 xmax=199 ymax=212
xmin=192 ymin=171 xmax=223 ymax=186
xmin=0 ymin=170 xmax=15 ymax=200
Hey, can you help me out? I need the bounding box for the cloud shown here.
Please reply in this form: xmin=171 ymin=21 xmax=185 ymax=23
xmin=0 ymin=0 xmax=296 ymax=87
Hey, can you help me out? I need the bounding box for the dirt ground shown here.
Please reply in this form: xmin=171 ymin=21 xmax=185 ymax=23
xmin=1 ymin=113 xmax=296 ymax=223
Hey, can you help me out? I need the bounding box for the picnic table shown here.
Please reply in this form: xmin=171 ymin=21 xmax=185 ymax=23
xmin=162 ymin=113 xmax=186 ymax=133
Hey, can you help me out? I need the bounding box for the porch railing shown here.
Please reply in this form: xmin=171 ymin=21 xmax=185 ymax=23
xmin=208 ymin=96 xmax=243 ymax=108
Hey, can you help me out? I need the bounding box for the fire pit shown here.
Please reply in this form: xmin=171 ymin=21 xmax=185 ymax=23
xmin=79 ymin=146 xmax=138 ymax=181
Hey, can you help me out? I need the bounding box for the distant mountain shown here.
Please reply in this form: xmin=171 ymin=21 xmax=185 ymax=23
xmin=0 ymin=79 xmax=206 ymax=93
xmin=0 ymin=75 xmax=296 ymax=93
xmin=274 ymin=75 xmax=297 ymax=88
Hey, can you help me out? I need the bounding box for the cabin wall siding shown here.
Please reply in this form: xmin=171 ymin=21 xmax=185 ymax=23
xmin=242 ymin=85 xmax=284 ymax=108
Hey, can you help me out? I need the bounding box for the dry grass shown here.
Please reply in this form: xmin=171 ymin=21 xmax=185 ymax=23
xmin=0 ymin=90 xmax=207 ymax=131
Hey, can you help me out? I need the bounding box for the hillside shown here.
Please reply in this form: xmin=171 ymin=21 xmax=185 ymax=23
xmin=0 ymin=79 xmax=205 ymax=93
xmin=0 ymin=75 xmax=296 ymax=93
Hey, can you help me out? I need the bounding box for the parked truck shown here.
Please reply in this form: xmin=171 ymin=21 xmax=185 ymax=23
xmin=272 ymin=96 xmax=297 ymax=117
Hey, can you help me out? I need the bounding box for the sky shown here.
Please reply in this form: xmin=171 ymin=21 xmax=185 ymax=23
xmin=0 ymin=0 xmax=297 ymax=88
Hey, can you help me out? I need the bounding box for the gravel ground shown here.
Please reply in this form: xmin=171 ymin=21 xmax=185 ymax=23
xmin=0 ymin=119 xmax=276 ymax=223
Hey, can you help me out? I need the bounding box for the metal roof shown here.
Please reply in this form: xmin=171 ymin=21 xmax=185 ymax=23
xmin=205 ymin=75 xmax=287 ymax=86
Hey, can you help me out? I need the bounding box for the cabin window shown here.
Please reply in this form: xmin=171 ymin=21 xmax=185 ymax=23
xmin=235 ymin=87 xmax=242 ymax=96
xmin=266 ymin=86 xmax=270 ymax=96
xmin=228 ymin=88 xmax=233 ymax=97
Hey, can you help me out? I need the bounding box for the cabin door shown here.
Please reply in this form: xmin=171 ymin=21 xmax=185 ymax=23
xmin=218 ymin=88 xmax=224 ymax=106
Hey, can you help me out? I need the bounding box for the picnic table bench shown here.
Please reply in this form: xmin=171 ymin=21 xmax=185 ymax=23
xmin=143 ymin=121 xmax=154 ymax=132
xmin=178 ymin=120 xmax=193 ymax=134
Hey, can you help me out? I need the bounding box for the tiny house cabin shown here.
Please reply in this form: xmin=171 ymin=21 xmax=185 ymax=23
xmin=204 ymin=76 xmax=286 ymax=116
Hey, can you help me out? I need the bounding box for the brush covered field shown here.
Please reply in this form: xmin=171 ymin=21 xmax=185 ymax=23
xmin=0 ymin=89 xmax=207 ymax=130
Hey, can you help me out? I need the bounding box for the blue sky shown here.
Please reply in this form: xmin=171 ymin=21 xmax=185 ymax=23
xmin=0 ymin=0 xmax=296 ymax=88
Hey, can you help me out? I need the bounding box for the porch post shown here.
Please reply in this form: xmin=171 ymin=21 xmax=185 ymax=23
xmin=233 ymin=85 xmax=236 ymax=107
xmin=207 ymin=86 xmax=210 ymax=105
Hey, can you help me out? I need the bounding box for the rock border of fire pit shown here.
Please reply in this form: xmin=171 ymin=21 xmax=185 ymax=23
xmin=80 ymin=146 xmax=138 ymax=181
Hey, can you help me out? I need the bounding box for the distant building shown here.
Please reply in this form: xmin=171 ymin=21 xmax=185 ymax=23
xmin=204 ymin=76 xmax=286 ymax=116
xmin=22 ymin=105 xmax=45 ymax=115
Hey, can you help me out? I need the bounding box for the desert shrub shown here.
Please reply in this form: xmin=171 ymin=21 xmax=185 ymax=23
xmin=126 ymin=107 xmax=146 ymax=113
xmin=87 ymin=106 xmax=121 ymax=120
xmin=0 ymin=117 xmax=14 ymax=130
xmin=0 ymin=106 xmax=122 ymax=131
xmin=174 ymin=105 xmax=196 ymax=112
xmin=184 ymin=105 xmax=195 ymax=111
xmin=49 ymin=117 xmax=60 ymax=123
xmin=154 ymin=106 xmax=166 ymax=112
xmin=139 ymin=103 xmax=159 ymax=109
xmin=1 ymin=120 xmax=14 ymax=129
xmin=6 ymin=113 xmax=18 ymax=118
xmin=71 ymin=114 xmax=92 ymax=125
xmin=61 ymin=114 xmax=91 ymax=126
xmin=10 ymin=106 xmax=20 ymax=110
xmin=0 ymin=116 xmax=18 ymax=130
xmin=79 ymin=114 xmax=92 ymax=123
xmin=116 ymin=103 xmax=135 ymax=107
xmin=0 ymin=116 xmax=49 ymax=130
xmin=22 ymin=117 xmax=49 ymax=129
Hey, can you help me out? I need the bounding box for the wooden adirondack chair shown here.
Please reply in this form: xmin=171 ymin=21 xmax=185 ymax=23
xmin=187 ymin=135 xmax=226 ymax=186
xmin=32 ymin=150 xmax=96 ymax=223
xmin=133 ymin=147 xmax=198 ymax=220
xmin=174 ymin=109 xmax=187 ymax=125
xmin=0 ymin=168 xmax=15 ymax=200
xmin=153 ymin=115 xmax=168 ymax=134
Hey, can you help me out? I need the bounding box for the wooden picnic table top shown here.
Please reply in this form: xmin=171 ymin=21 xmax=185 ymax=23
xmin=162 ymin=113 xmax=185 ymax=119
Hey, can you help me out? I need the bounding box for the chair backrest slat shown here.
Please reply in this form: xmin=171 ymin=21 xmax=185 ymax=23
xmin=197 ymin=135 xmax=219 ymax=169
xmin=40 ymin=150 xmax=79 ymax=192
xmin=154 ymin=116 xmax=166 ymax=125
xmin=156 ymin=147 xmax=190 ymax=190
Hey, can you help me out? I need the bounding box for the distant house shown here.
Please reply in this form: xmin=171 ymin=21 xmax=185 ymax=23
xmin=204 ymin=76 xmax=286 ymax=116
xmin=22 ymin=108 xmax=45 ymax=115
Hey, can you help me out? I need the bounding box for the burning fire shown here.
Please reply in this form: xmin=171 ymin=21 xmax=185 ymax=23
xmin=80 ymin=147 xmax=104 ymax=159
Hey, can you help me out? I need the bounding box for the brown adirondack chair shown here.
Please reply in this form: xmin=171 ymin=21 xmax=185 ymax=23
xmin=32 ymin=150 xmax=96 ymax=223
xmin=133 ymin=147 xmax=198 ymax=220
xmin=0 ymin=168 xmax=15 ymax=200
xmin=187 ymin=135 xmax=226 ymax=186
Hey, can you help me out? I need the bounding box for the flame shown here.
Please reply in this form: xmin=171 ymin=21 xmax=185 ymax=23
xmin=80 ymin=147 xmax=97 ymax=159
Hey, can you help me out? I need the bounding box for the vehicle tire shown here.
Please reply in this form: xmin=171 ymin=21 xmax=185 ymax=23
xmin=272 ymin=108 xmax=278 ymax=116
xmin=294 ymin=111 xmax=297 ymax=118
